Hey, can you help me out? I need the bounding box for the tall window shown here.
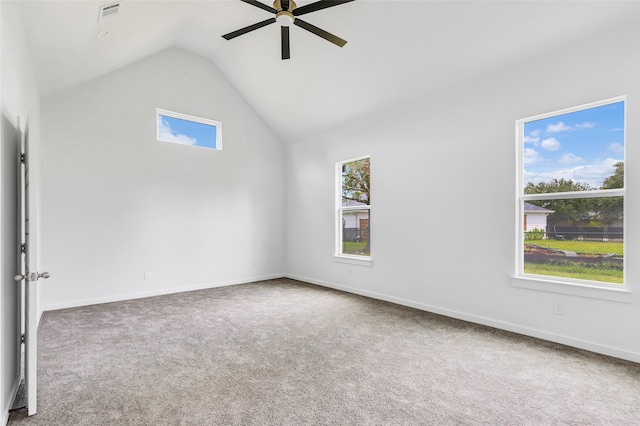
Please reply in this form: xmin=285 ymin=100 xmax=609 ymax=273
xmin=517 ymin=97 xmax=625 ymax=286
xmin=337 ymin=156 xmax=370 ymax=258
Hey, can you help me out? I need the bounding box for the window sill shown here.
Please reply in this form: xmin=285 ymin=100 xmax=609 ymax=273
xmin=511 ymin=276 xmax=631 ymax=303
xmin=334 ymin=255 xmax=373 ymax=267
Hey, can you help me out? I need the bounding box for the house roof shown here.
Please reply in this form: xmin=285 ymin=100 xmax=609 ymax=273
xmin=16 ymin=1 xmax=640 ymax=144
xmin=524 ymin=202 xmax=554 ymax=214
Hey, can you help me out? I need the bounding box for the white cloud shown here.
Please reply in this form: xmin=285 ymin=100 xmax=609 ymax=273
xmin=524 ymin=169 xmax=571 ymax=186
xmin=525 ymin=158 xmax=621 ymax=188
xmin=557 ymin=153 xmax=583 ymax=164
xmin=575 ymin=121 xmax=594 ymax=129
xmin=573 ymin=158 xmax=619 ymax=184
xmin=158 ymin=118 xmax=197 ymax=146
xmin=541 ymin=137 xmax=561 ymax=151
xmin=523 ymin=148 xmax=542 ymax=165
xmin=607 ymin=142 xmax=624 ymax=153
xmin=546 ymin=122 xmax=571 ymax=133
xmin=524 ymin=135 xmax=540 ymax=146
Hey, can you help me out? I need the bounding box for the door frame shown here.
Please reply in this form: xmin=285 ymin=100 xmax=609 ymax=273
xmin=16 ymin=116 xmax=40 ymax=416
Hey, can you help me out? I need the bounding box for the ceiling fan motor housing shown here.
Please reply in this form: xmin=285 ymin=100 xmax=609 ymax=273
xmin=274 ymin=0 xmax=296 ymax=26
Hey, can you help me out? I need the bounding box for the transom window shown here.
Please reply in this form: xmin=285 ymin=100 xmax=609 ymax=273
xmin=336 ymin=156 xmax=370 ymax=259
xmin=156 ymin=108 xmax=222 ymax=150
xmin=516 ymin=97 xmax=625 ymax=287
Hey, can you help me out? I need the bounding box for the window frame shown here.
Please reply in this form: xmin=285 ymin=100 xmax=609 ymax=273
xmin=513 ymin=96 xmax=630 ymax=301
xmin=335 ymin=155 xmax=372 ymax=266
xmin=156 ymin=108 xmax=222 ymax=150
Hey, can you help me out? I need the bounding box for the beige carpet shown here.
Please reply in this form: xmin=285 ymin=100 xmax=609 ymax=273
xmin=9 ymin=278 xmax=640 ymax=425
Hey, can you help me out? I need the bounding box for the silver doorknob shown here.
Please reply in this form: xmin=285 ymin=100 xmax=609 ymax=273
xmin=14 ymin=274 xmax=26 ymax=281
xmin=38 ymin=272 xmax=50 ymax=279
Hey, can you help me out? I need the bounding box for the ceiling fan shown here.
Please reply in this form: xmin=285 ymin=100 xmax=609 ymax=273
xmin=222 ymin=0 xmax=355 ymax=60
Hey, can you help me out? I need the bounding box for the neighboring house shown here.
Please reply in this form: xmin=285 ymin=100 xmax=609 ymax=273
xmin=524 ymin=202 xmax=554 ymax=233
xmin=342 ymin=200 xmax=369 ymax=242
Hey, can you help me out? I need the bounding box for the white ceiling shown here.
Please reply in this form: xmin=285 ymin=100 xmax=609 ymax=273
xmin=18 ymin=0 xmax=640 ymax=143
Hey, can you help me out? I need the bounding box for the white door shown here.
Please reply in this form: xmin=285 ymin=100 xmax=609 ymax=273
xmin=15 ymin=117 xmax=48 ymax=416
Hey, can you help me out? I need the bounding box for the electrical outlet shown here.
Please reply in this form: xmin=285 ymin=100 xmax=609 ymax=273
xmin=553 ymin=302 xmax=564 ymax=315
xmin=347 ymin=268 xmax=352 ymax=277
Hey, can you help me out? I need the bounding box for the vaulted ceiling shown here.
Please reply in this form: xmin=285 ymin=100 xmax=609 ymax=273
xmin=17 ymin=0 xmax=640 ymax=143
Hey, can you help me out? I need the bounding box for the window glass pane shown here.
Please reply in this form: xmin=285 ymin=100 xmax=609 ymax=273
xmin=523 ymin=197 xmax=623 ymax=284
xmin=341 ymin=209 xmax=370 ymax=256
xmin=523 ymin=101 xmax=624 ymax=192
xmin=342 ymin=158 xmax=370 ymax=207
xmin=157 ymin=112 xmax=220 ymax=150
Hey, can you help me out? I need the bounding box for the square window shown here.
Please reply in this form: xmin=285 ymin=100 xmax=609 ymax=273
xmin=341 ymin=209 xmax=370 ymax=256
xmin=523 ymin=196 xmax=623 ymax=284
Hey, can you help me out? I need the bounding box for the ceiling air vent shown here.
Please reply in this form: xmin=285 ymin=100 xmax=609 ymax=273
xmin=98 ymin=2 xmax=120 ymax=21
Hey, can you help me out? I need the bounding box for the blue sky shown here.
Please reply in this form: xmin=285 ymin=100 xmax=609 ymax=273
xmin=523 ymin=101 xmax=624 ymax=188
xmin=158 ymin=114 xmax=218 ymax=149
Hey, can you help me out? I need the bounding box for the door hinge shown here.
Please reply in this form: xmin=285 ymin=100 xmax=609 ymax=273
xmin=20 ymin=243 xmax=26 ymax=254
xmin=21 ymin=334 xmax=25 ymax=344
xmin=20 ymin=153 xmax=26 ymax=164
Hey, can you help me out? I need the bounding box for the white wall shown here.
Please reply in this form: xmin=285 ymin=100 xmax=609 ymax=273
xmin=524 ymin=213 xmax=547 ymax=233
xmin=40 ymin=48 xmax=285 ymax=311
xmin=0 ymin=1 xmax=42 ymax=422
xmin=285 ymin=22 xmax=640 ymax=362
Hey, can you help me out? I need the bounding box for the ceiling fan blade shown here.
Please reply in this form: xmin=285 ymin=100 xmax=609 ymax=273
xmin=293 ymin=19 xmax=347 ymax=47
xmin=293 ymin=0 xmax=355 ymax=17
xmin=222 ymin=18 xmax=276 ymax=40
xmin=281 ymin=26 xmax=291 ymax=60
xmin=240 ymin=0 xmax=277 ymax=14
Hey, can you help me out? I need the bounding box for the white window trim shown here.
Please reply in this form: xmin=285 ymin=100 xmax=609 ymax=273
xmin=513 ymin=96 xmax=628 ymax=301
xmin=156 ymin=108 xmax=222 ymax=150
xmin=335 ymin=155 xmax=372 ymax=266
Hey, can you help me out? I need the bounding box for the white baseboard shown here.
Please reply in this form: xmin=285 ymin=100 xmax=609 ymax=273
xmin=286 ymin=273 xmax=640 ymax=363
xmin=38 ymin=272 xmax=639 ymax=363
xmin=41 ymin=273 xmax=286 ymax=312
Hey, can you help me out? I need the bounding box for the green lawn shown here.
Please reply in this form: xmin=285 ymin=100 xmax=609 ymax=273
xmin=524 ymin=238 xmax=623 ymax=284
xmin=525 ymin=239 xmax=623 ymax=256
xmin=524 ymin=262 xmax=623 ymax=284
xmin=343 ymin=241 xmax=369 ymax=255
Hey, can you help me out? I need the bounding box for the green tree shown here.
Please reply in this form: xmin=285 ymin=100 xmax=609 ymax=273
xmin=597 ymin=161 xmax=623 ymax=224
xmin=601 ymin=161 xmax=624 ymax=189
xmin=524 ymin=179 xmax=594 ymax=226
xmin=524 ymin=178 xmax=594 ymax=194
xmin=342 ymin=158 xmax=370 ymax=205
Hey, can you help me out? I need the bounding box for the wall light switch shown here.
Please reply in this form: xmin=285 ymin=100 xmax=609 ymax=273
xmin=144 ymin=272 xmax=151 ymax=280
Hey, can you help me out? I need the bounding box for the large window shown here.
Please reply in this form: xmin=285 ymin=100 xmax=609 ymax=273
xmin=336 ymin=156 xmax=370 ymax=259
xmin=156 ymin=108 xmax=222 ymax=150
xmin=516 ymin=97 xmax=625 ymax=287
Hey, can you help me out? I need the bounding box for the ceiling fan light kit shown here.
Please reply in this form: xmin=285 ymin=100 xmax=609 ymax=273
xmin=275 ymin=11 xmax=294 ymax=26
xmin=222 ymin=0 xmax=354 ymax=60
xmin=275 ymin=0 xmax=296 ymax=26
